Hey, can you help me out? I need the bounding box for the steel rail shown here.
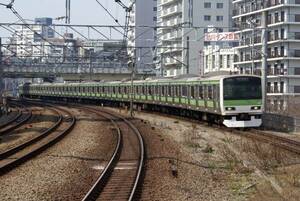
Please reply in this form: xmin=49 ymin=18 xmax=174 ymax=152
xmin=0 ymin=107 xmax=22 ymax=129
xmin=0 ymin=107 xmax=62 ymax=160
xmin=80 ymin=106 xmax=144 ymax=201
xmin=239 ymin=129 xmax=300 ymax=155
xmin=0 ymin=105 xmax=32 ymax=136
xmin=0 ymin=104 xmax=75 ymax=175
xmin=81 ymin=107 xmax=122 ymax=201
xmin=79 ymin=106 xmax=145 ymax=201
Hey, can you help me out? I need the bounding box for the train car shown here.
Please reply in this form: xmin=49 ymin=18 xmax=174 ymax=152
xmin=20 ymin=75 xmax=262 ymax=128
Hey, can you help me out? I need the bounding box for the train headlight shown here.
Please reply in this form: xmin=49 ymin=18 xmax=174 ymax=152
xmin=225 ymin=107 xmax=236 ymax=111
xmin=251 ymin=106 xmax=261 ymax=110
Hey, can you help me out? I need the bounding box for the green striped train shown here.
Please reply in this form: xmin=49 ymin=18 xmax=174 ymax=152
xmin=19 ymin=75 xmax=263 ymax=128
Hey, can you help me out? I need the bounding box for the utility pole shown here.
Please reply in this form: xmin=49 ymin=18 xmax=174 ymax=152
xmin=0 ymin=37 xmax=3 ymax=106
xmin=66 ymin=0 xmax=71 ymax=24
xmin=186 ymin=36 xmax=190 ymax=74
xmin=261 ymin=11 xmax=268 ymax=113
xmin=160 ymin=53 xmax=164 ymax=77
xmin=251 ymin=24 xmax=255 ymax=75
xmin=89 ymin=50 xmax=92 ymax=81
xmin=129 ymin=52 xmax=135 ymax=117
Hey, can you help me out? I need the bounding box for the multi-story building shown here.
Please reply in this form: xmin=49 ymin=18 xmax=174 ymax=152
xmin=15 ymin=17 xmax=54 ymax=58
xmin=157 ymin=0 xmax=233 ymax=77
xmin=233 ymin=0 xmax=300 ymax=112
xmin=127 ymin=0 xmax=157 ymax=72
xmin=203 ymin=31 xmax=239 ymax=74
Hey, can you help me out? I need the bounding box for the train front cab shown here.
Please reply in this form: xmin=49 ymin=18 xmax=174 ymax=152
xmin=220 ymin=76 xmax=263 ymax=128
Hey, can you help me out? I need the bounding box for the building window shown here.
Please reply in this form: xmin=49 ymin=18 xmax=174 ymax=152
xmin=216 ymin=16 xmax=223 ymax=21
xmin=294 ymin=86 xmax=300 ymax=93
xmin=204 ymin=2 xmax=211 ymax=8
xmin=295 ymin=68 xmax=300 ymax=75
xmin=204 ymin=15 xmax=211 ymax=21
xmin=217 ymin=3 xmax=223 ymax=9
xmin=295 ymin=14 xmax=300 ymax=22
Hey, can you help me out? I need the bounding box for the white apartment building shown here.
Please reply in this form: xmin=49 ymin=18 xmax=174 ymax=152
xmin=15 ymin=18 xmax=54 ymax=58
xmin=127 ymin=0 xmax=157 ymax=71
xmin=203 ymin=31 xmax=239 ymax=74
xmin=233 ymin=0 xmax=300 ymax=111
xmin=157 ymin=0 xmax=233 ymax=77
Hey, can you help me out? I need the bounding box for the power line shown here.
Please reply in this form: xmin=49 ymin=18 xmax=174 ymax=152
xmin=95 ymin=0 xmax=124 ymax=29
xmin=0 ymin=22 xmax=240 ymax=30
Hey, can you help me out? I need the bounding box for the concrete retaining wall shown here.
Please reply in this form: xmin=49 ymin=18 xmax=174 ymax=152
xmin=263 ymin=113 xmax=300 ymax=133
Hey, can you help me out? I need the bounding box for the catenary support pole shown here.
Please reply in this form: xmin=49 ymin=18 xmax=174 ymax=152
xmin=186 ymin=36 xmax=190 ymax=74
xmin=0 ymin=37 xmax=3 ymax=106
xmin=261 ymin=11 xmax=268 ymax=113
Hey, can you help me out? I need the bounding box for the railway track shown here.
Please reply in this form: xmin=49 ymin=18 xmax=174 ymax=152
xmin=135 ymin=108 xmax=300 ymax=156
xmin=236 ymin=129 xmax=300 ymax=155
xmin=0 ymin=103 xmax=32 ymax=136
xmin=79 ymin=106 xmax=144 ymax=201
xmin=0 ymin=106 xmax=22 ymax=129
xmin=0 ymin=103 xmax=76 ymax=175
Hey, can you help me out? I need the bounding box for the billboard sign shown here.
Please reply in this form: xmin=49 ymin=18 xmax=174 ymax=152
xmin=205 ymin=32 xmax=239 ymax=42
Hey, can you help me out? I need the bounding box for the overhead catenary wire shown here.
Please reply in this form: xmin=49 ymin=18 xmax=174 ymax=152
xmin=95 ymin=0 xmax=124 ymax=30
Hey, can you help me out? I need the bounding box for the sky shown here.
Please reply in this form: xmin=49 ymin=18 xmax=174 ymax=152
xmin=0 ymin=0 xmax=129 ymax=39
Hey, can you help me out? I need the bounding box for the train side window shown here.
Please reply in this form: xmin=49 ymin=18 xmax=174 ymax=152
xmin=208 ymin=86 xmax=213 ymax=100
xmin=133 ymin=86 xmax=136 ymax=94
xmin=213 ymin=85 xmax=219 ymax=100
xmin=147 ymin=86 xmax=151 ymax=96
xmin=168 ymin=86 xmax=172 ymax=96
xmin=203 ymin=86 xmax=207 ymax=99
xmin=175 ymin=86 xmax=179 ymax=97
xmin=182 ymin=85 xmax=187 ymax=97
xmin=199 ymin=86 xmax=204 ymax=99
xmin=173 ymin=86 xmax=177 ymax=97
xmin=171 ymin=86 xmax=174 ymax=97
xmin=190 ymin=86 xmax=195 ymax=98
xmin=141 ymin=85 xmax=144 ymax=95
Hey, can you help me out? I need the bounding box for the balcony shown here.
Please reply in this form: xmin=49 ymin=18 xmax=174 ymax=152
xmin=162 ymin=17 xmax=182 ymax=26
xmin=164 ymin=56 xmax=182 ymax=66
xmin=162 ymin=30 xmax=182 ymax=41
xmin=161 ymin=5 xmax=182 ymax=18
xmin=160 ymin=0 xmax=178 ymax=6
xmin=233 ymin=0 xmax=294 ymax=17
xmin=163 ymin=44 xmax=182 ymax=53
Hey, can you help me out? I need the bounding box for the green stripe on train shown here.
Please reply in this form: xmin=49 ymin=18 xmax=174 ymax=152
xmin=224 ymin=99 xmax=262 ymax=106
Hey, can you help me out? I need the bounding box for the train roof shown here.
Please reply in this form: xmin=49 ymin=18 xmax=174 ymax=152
xmin=27 ymin=74 xmax=261 ymax=87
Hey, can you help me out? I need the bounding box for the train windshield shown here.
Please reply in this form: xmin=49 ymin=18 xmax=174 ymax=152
xmin=223 ymin=77 xmax=262 ymax=100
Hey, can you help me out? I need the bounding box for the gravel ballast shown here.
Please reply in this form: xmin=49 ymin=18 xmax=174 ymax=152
xmin=0 ymin=106 xmax=117 ymax=201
